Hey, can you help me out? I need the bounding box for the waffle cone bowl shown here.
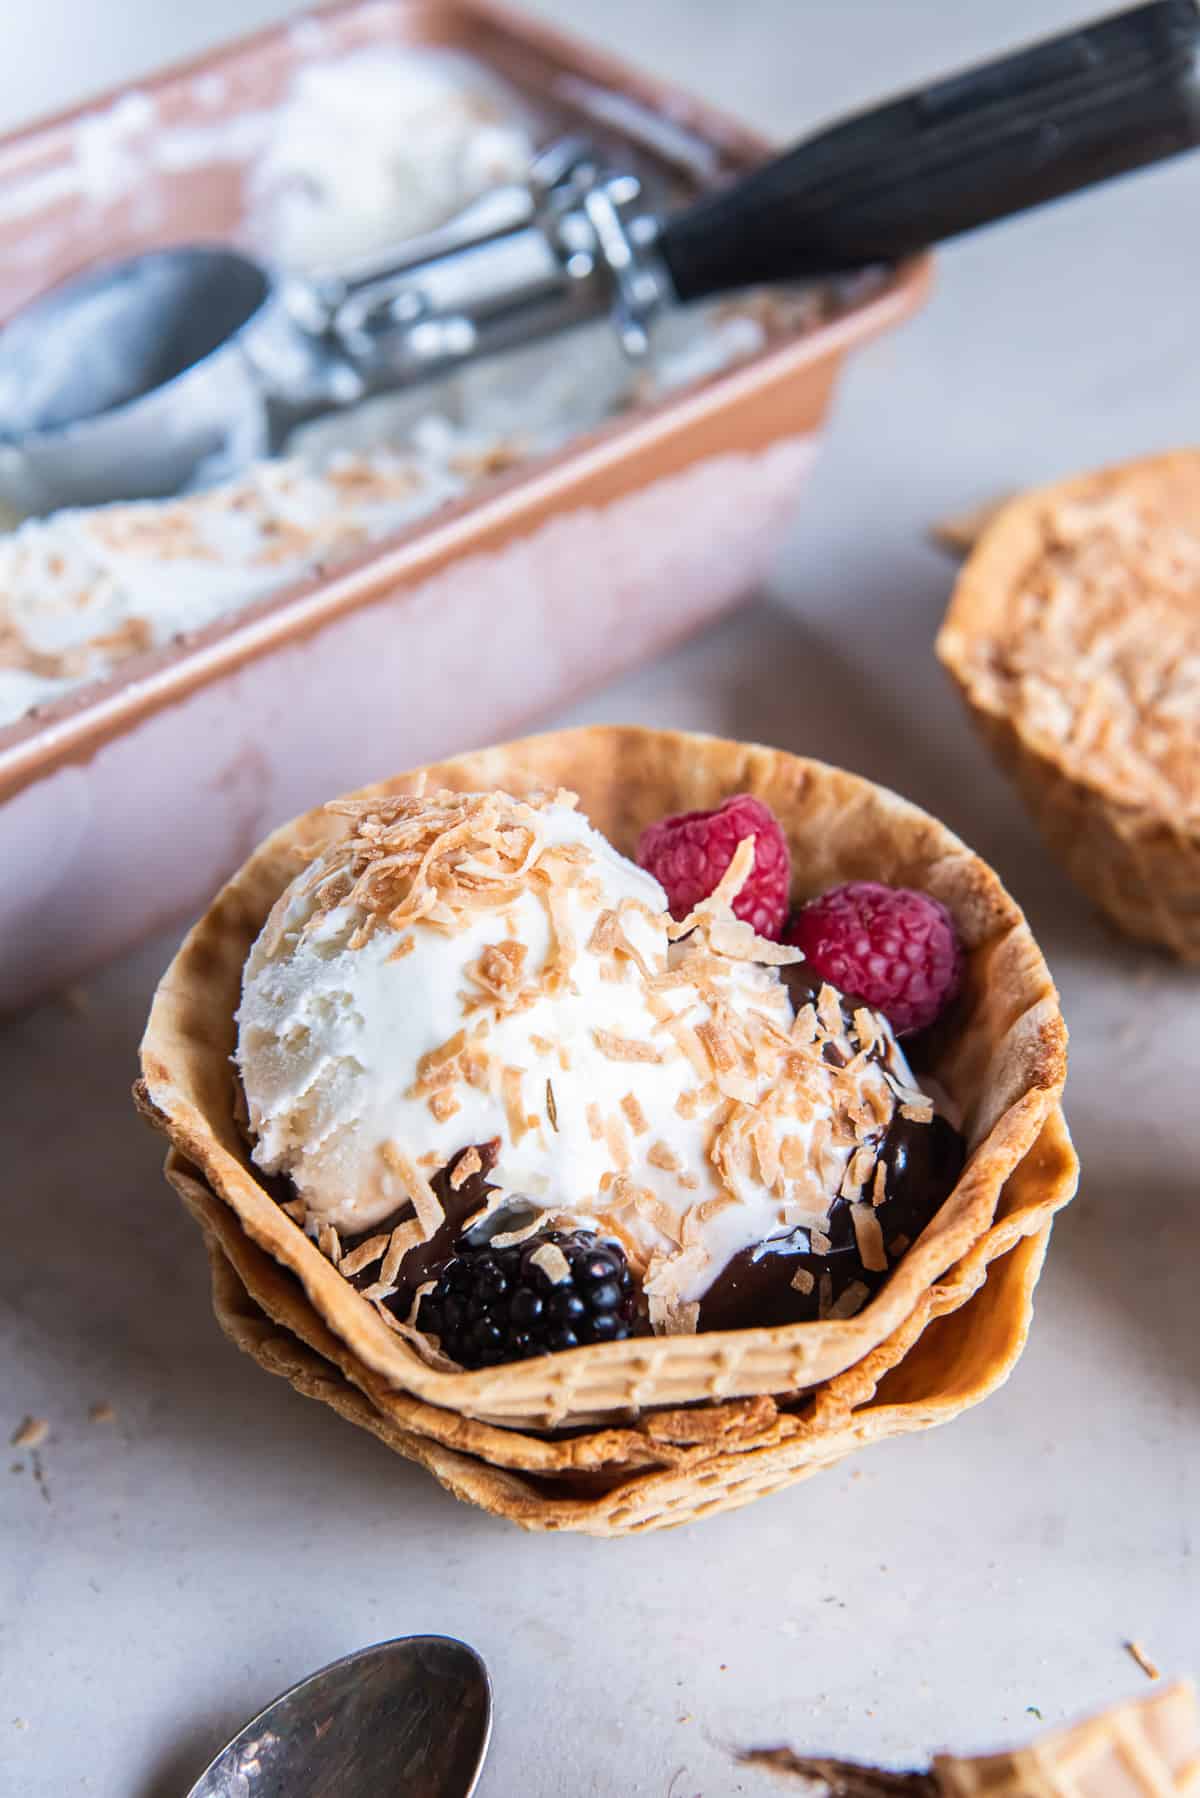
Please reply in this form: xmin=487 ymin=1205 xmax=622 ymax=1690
xmin=137 ymin=726 xmax=1072 ymax=1501
xmin=938 ymin=452 xmax=1200 ymax=961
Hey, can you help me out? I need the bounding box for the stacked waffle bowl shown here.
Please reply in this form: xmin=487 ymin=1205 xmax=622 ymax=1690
xmin=136 ymin=727 xmax=1076 ymax=1534
xmin=939 ymin=451 xmax=1200 ymax=962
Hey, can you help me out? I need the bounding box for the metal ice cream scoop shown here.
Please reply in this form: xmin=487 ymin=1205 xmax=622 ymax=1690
xmin=3 ymin=0 xmax=1200 ymax=513
xmin=183 ymin=1635 xmax=491 ymax=1798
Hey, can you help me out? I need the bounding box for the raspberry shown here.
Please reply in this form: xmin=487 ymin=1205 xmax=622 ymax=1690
xmin=637 ymin=794 xmax=790 ymax=939
xmin=785 ymin=881 xmax=963 ymax=1036
xmin=417 ymin=1230 xmax=636 ymax=1368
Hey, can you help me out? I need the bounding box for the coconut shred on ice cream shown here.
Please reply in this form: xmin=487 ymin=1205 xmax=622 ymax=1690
xmin=237 ymin=787 xmax=958 ymax=1351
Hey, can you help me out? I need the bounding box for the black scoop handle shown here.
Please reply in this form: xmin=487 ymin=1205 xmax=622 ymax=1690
xmin=658 ymin=0 xmax=1200 ymax=301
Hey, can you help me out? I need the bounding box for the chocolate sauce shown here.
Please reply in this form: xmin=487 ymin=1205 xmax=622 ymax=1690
xmin=698 ymin=968 xmax=966 ymax=1332
xmin=696 ymin=1112 xmax=963 ymax=1332
xmin=340 ymin=1139 xmax=499 ymax=1318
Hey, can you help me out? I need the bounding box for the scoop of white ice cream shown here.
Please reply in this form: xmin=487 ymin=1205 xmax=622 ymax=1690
xmin=252 ymin=49 xmax=535 ymax=273
xmin=237 ymin=789 xmax=928 ymax=1324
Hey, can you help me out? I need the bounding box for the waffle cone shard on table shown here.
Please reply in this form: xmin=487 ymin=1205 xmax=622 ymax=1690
xmin=170 ymin=1101 xmax=1072 ymax=1533
xmin=938 ymin=452 xmax=1200 ymax=962
xmin=742 ymin=1682 xmax=1198 ymax=1798
xmin=935 ymin=1683 xmax=1200 ymax=1798
xmin=137 ymin=726 xmax=1069 ymax=1432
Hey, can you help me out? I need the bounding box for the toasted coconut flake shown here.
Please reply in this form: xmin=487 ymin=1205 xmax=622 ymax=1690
xmin=828 ymin=1280 xmax=871 ymax=1319
xmin=708 ymin=917 xmax=804 ymax=964
xmin=675 ymin=1087 xmax=701 ymax=1120
xmin=850 ymin=1203 xmax=888 ymax=1273
xmin=411 ymin=1028 xmax=467 ymax=1094
xmin=811 ymin=1227 xmax=832 ymax=1256
xmin=613 ymin=904 xmax=660 ymax=977
xmin=528 ymin=1242 xmax=571 ymax=1284
xmin=338 ymin=1233 xmax=389 ymax=1278
xmin=11 ymin=1416 xmax=48 ymax=1449
xmin=449 ymin=1146 xmax=482 ymax=1190
xmin=379 ymin=1219 xmax=423 ymax=1287
xmin=872 ymin=1160 xmax=889 ymax=1207
xmin=428 ymin=1089 xmax=461 ymax=1123
xmin=541 ymin=882 xmax=577 ymax=996
xmin=317 ymin=1222 xmax=342 ymax=1268
xmin=850 ymin=1145 xmax=877 ymax=1190
xmin=501 ymin=1066 xmax=530 ymax=1145
xmin=790 ymin=1266 xmax=816 ymax=1296
xmin=779 ymin=1135 xmax=810 ymax=1179
xmin=697 ymin=1016 xmax=738 ymax=1076
xmin=314 ymin=789 xmax=577 ymax=948
xmin=620 ymin=1092 xmax=649 ymax=1135
xmin=648 ymin=1293 xmax=701 ymax=1336
xmin=488 ymin=1214 xmax=552 ymax=1250
xmin=901 ymin=1100 xmax=935 ymax=1124
xmin=668 ymin=835 xmax=757 ymax=941
xmin=605 ymin=1173 xmax=640 ymax=1214
xmin=281 ymin=1198 xmax=308 ymax=1225
xmin=646 ymin=1139 xmax=680 ymax=1172
xmin=461 ymin=1043 xmax=492 ymax=1091
xmin=817 ymin=1271 xmax=834 ymax=1318
xmin=853 ymin=1007 xmax=880 ymax=1053
xmin=387 ymin=934 xmax=416 ymax=961
xmin=586 ymin=1102 xmax=604 ymax=1141
xmin=462 ymin=937 xmax=531 ymax=1012
xmin=530 ymin=1033 xmax=554 ymax=1056
xmin=380 ymin=1143 xmax=444 ymax=1240
xmin=604 ymin=1113 xmax=632 ymax=1172
xmin=751 ymin=1116 xmax=782 ymax=1189
xmin=543 ymin=1077 xmax=559 ymax=1133
xmin=587 ymin=909 xmax=619 ymax=955
xmin=817 ymin=984 xmax=845 ymax=1038
xmin=634 ymin=1191 xmax=684 ymax=1244
xmin=592 ymin=1027 xmax=663 ymax=1064
xmin=359 ymin=1278 xmax=397 ymax=1304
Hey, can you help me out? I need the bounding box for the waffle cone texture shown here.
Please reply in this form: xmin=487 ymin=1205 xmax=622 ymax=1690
xmin=745 ymin=1682 xmax=1199 ymax=1797
xmin=938 ymin=452 xmax=1200 ymax=961
xmin=934 ymin=1682 xmax=1200 ymax=1798
xmin=166 ymin=1100 xmax=1073 ymax=1534
xmin=137 ymin=727 xmax=1071 ymax=1440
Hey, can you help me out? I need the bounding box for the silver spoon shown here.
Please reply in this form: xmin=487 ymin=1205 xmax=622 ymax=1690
xmin=184 ymin=1635 xmax=492 ymax=1798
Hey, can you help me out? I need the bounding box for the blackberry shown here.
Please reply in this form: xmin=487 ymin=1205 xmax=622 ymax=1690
xmin=418 ymin=1229 xmax=636 ymax=1369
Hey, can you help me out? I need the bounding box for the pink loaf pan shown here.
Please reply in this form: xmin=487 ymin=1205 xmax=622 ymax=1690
xmin=0 ymin=0 xmax=929 ymax=1013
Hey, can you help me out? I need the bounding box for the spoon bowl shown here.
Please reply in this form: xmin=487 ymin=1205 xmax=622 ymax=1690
xmin=185 ymin=1634 xmax=491 ymax=1798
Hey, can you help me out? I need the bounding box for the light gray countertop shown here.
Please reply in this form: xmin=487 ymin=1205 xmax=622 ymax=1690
xmin=2 ymin=4 xmax=1198 ymax=1794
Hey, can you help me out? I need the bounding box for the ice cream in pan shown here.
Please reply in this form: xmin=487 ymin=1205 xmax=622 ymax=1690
xmin=236 ymin=784 xmax=966 ymax=1369
xmin=12 ymin=6 xmax=1200 ymax=737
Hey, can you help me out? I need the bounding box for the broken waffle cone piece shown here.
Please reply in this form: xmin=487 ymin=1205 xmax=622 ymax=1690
xmin=742 ymin=1680 xmax=1199 ymax=1798
xmin=938 ymin=452 xmax=1200 ymax=960
xmin=137 ymin=726 xmax=1069 ymax=1432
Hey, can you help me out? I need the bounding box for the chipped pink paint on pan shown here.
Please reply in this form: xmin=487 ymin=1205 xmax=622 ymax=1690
xmin=0 ymin=0 xmax=930 ymax=1012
